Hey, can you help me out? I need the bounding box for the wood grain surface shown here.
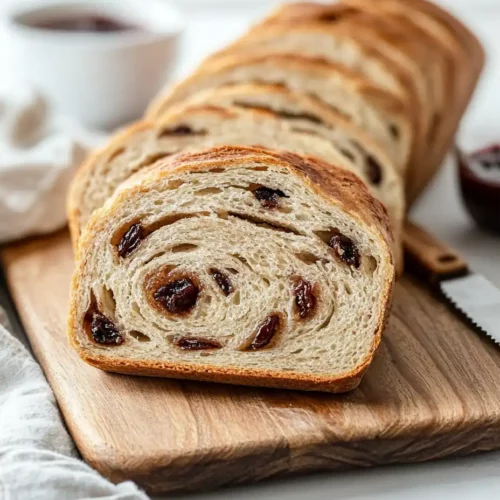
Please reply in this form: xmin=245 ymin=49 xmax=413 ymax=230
xmin=3 ymin=231 xmax=500 ymax=495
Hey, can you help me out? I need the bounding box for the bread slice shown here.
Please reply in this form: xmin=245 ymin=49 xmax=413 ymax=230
xmin=170 ymin=84 xmax=405 ymax=262
xmin=68 ymin=104 xmax=371 ymax=243
xmin=146 ymin=54 xmax=412 ymax=170
xmin=68 ymin=146 xmax=395 ymax=393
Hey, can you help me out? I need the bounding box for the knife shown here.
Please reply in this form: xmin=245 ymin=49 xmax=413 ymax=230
xmin=403 ymin=220 xmax=500 ymax=345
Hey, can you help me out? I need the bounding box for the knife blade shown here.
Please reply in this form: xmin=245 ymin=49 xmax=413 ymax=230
xmin=404 ymin=220 xmax=500 ymax=345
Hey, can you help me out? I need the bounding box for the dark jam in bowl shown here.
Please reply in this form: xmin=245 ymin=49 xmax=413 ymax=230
xmin=26 ymin=14 xmax=140 ymax=33
xmin=458 ymin=145 xmax=500 ymax=234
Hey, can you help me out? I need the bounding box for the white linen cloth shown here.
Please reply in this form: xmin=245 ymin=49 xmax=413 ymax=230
xmin=0 ymin=86 xmax=150 ymax=498
xmin=0 ymin=307 xmax=149 ymax=500
xmin=0 ymin=81 xmax=105 ymax=244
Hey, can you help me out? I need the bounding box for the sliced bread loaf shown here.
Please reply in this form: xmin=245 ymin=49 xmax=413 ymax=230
xmin=68 ymin=146 xmax=395 ymax=393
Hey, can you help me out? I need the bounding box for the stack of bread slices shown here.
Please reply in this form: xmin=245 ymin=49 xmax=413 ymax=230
xmin=67 ymin=0 xmax=484 ymax=392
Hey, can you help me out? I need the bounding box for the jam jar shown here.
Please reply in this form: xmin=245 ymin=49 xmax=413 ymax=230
xmin=458 ymin=145 xmax=500 ymax=234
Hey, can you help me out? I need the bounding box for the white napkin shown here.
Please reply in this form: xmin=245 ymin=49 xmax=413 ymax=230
xmin=0 ymin=84 xmax=150 ymax=498
xmin=0 ymin=306 xmax=149 ymax=500
xmin=0 ymin=82 xmax=105 ymax=244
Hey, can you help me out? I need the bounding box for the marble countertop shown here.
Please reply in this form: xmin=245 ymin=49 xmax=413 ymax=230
xmin=1 ymin=1 xmax=499 ymax=498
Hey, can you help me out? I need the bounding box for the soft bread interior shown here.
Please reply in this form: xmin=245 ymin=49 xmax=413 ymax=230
xmin=71 ymin=150 xmax=393 ymax=380
xmin=166 ymin=89 xmax=405 ymax=268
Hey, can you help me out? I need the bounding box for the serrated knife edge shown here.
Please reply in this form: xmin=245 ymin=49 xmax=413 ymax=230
xmin=404 ymin=221 xmax=500 ymax=346
xmin=440 ymin=274 xmax=500 ymax=345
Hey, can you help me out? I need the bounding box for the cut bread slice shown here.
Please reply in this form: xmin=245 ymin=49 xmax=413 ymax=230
xmin=146 ymin=54 xmax=412 ymax=171
xmin=69 ymin=104 xmax=382 ymax=243
xmin=182 ymin=84 xmax=403 ymax=180
xmin=171 ymin=84 xmax=405 ymax=258
xmin=68 ymin=146 xmax=395 ymax=393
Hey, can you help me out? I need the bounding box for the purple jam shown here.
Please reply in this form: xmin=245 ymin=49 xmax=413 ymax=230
xmin=28 ymin=14 xmax=140 ymax=33
xmin=458 ymin=145 xmax=500 ymax=234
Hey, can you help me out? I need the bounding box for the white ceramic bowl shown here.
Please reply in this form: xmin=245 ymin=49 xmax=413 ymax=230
xmin=4 ymin=0 xmax=184 ymax=129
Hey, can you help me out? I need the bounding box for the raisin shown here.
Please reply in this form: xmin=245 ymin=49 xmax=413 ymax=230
xmin=233 ymin=102 xmax=324 ymax=125
xmin=318 ymin=7 xmax=357 ymax=22
xmin=90 ymin=312 xmax=123 ymax=345
xmin=339 ymin=148 xmax=356 ymax=162
xmin=248 ymin=315 xmax=281 ymax=350
xmin=389 ymin=124 xmax=400 ymax=139
xmin=154 ymin=278 xmax=199 ymax=314
xmin=319 ymin=13 xmax=339 ymax=21
xmin=159 ymin=125 xmax=206 ymax=137
xmin=253 ymin=186 xmax=288 ymax=209
xmin=117 ymin=223 xmax=145 ymax=258
xmin=366 ymin=155 xmax=382 ymax=185
xmin=293 ymin=279 xmax=316 ymax=319
xmin=329 ymin=234 xmax=361 ymax=269
xmin=172 ymin=336 xmax=222 ymax=350
xmin=210 ymin=268 xmax=233 ymax=296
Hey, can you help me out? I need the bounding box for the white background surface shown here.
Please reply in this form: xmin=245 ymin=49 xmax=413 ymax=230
xmin=0 ymin=1 xmax=499 ymax=499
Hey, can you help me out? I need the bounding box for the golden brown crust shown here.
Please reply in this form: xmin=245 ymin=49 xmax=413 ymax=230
xmin=69 ymin=146 xmax=394 ymax=393
xmin=77 ymin=350 xmax=364 ymax=393
xmin=67 ymin=120 xmax=156 ymax=245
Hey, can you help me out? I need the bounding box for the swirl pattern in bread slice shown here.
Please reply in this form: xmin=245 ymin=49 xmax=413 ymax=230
xmin=69 ymin=146 xmax=395 ymax=393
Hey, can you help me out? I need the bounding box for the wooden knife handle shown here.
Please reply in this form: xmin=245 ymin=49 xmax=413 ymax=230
xmin=403 ymin=220 xmax=469 ymax=283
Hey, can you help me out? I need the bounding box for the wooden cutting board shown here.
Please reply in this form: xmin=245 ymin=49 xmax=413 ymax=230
xmin=3 ymin=230 xmax=500 ymax=495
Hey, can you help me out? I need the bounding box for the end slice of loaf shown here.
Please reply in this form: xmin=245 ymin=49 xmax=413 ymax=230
xmin=68 ymin=146 xmax=395 ymax=393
